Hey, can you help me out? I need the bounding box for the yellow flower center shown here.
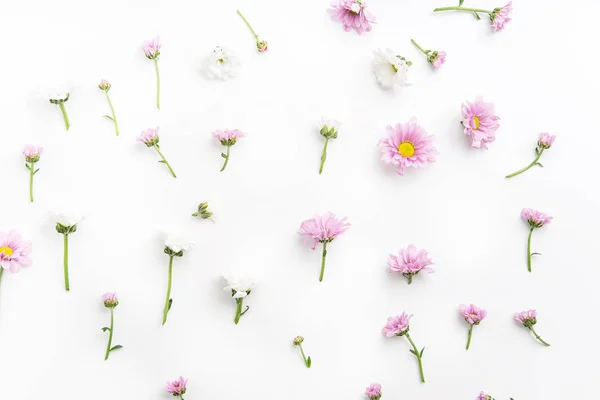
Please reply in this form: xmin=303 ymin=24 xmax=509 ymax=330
xmin=218 ymin=58 xmax=224 ymax=63
xmin=398 ymin=142 xmax=415 ymax=157
xmin=0 ymin=246 xmax=13 ymax=257
xmin=391 ymin=63 xmax=398 ymax=73
xmin=473 ymin=116 xmax=480 ymax=130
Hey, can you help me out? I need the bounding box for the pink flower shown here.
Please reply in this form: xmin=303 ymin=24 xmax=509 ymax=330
xmin=213 ymin=129 xmax=246 ymax=146
xmin=388 ymin=245 xmax=434 ymax=284
xmin=328 ymin=0 xmax=375 ymax=34
xmin=538 ymin=132 xmax=556 ymax=149
xmin=430 ymin=51 xmax=447 ymax=69
xmin=477 ymin=392 xmax=492 ymax=400
xmin=142 ymin=37 xmax=161 ymax=59
xmin=138 ymin=127 xmax=160 ymax=147
xmin=491 ymin=2 xmax=512 ymax=32
xmin=299 ymin=212 xmax=350 ymax=250
xmin=165 ymin=376 xmax=187 ymax=396
xmin=103 ymin=292 xmax=119 ymax=308
xmin=521 ymin=208 xmax=552 ymax=228
xmin=378 ymin=117 xmax=437 ymax=175
xmin=514 ymin=309 xmax=537 ymax=325
xmin=461 ymin=96 xmax=500 ymax=149
xmin=23 ymin=144 xmax=42 ymax=162
xmin=382 ymin=312 xmax=412 ymax=337
xmin=0 ymin=231 xmax=32 ymax=273
xmin=460 ymin=304 xmax=487 ymax=325
xmin=365 ymin=383 xmax=382 ymax=400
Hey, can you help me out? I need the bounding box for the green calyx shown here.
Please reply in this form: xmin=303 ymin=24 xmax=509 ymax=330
xmin=192 ymin=202 xmax=213 ymax=220
xmin=164 ymin=246 xmax=184 ymax=257
xmin=320 ymin=126 xmax=338 ymax=139
xmin=55 ymin=223 xmax=77 ymax=234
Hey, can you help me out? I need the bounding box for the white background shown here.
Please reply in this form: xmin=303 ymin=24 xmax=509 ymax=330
xmin=0 ymin=1 xmax=599 ymax=399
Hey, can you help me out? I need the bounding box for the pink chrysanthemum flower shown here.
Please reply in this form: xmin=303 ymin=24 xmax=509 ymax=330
xmin=138 ymin=127 xmax=160 ymax=147
xmin=430 ymin=51 xmax=447 ymax=69
xmin=378 ymin=117 xmax=437 ymax=175
xmin=142 ymin=37 xmax=161 ymax=59
xmin=388 ymin=245 xmax=434 ymax=284
xmin=460 ymin=304 xmax=487 ymax=325
xmin=515 ymin=309 xmax=550 ymax=346
xmin=538 ymin=132 xmax=556 ymax=149
xmin=521 ymin=208 xmax=552 ymax=228
xmin=365 ymin=383 xmax=382 ymax=400
xmin=382 ymin=312 xmax=412 ymax=337
xmin=299 ymin=212 xmax=350 ymax=282
xmin=0 ymin=230 xmax=32 ymax=273
xmin=24 ymin=144 xmax=42 ymax=162
xmin=166 ymin=376 xmax=187 ymax=396
xmin=103 ymin=292 xmax=119 ymax=308
xmin=461 ymin=96 xmax=500 ymax=149
xmin=328 ymin=0 xmax=375 ymax=34
xmin=213 ymin=129 xmax=247 ymax=172
xmin=491 ymin=2 xmax=512 ymax=32
xmin=477 ymin=392 xmax=494 ymax=400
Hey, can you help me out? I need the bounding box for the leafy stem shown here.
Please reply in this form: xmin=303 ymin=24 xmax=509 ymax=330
xmin=433 ymin=6 xmax=493 ymax=14
xmin=104 ymin=91 xmax=119 ymax=136
xmin=104 ymin=308 xmax=114 ymax=360
xmin=237 ymin=9 xmax=259 ymax=40
xmin=319 ymin=242 xmax=328 ymax=282
xmin=505 ymin=148 xmax=545 ymax=178
xmin=528 ymin=326 xmax=550 ymax=346
xmin=526 ymin=227 xmax=535 ymax=272
xmin=234 ymin=297 xmax=249 ymax=324
xmin=298 ymin=343 xmax=311 ymax=368
xmin=162 ymin=255 xmax=174 ymax=325
xmin=220 ymin=146 xmax=231 ymax=172
xmin=28 ymin=162 xmax=35 ymax=202
xmin=58 ymin=102 xmax=70 ymax=131
xmin=154 ymin=145 xmax=177 ymax=178
xmin=406 ymin=333 xmax=426 ymax=383
xmin=410 ymin=39 xmax=430 ymax=55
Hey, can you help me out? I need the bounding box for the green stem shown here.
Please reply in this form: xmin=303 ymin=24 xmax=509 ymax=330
xmin=29 ymin=162 xmax=35 ymax=202
xmin=466 ymin=324 xmax=473 ymax=350
xmin=505 ymin=149 xmax=544 ymax=178
xmin=526 ymin=227 xmax=534 ymax=272
xmin=299 ymin=344 xmax=310 ymax=367
xmin=63 ymin=234 xmax=70 ymax=291
xmin=433 ymin=6 xmax=492 ymax=14
xmin=319 ymin=242 xmax=328 ymax=282
xmin=220 ymin=146 xmax=231 ymax=172
xmin=319 ymin=138 xmax=329 ymax=174
xmin=104 ymin=308 xmax=114 ymax=360
xmin=237 ymin=9 xmax=259 ymax=40
xmin=234 ymin=298 xmax=244 ymax=324
xmin=105 ymin=91 xmax=119 ymax=136
xmin=162 ymin=256 xmax=174 ymax=325
xmin=154 ymin=145 xmax=177 ymax=178
xmin=410 ymin=39 xmax=429 ymax=55
xmin=405 ymin=333 xmax=425 ymax=383
xmin=58 ymin=102 xmax=70 ymax=131
xmin=529 ymin=327 xmax=550 ymax=346
xmin=153 ymin=58 xmax=161 ymax=110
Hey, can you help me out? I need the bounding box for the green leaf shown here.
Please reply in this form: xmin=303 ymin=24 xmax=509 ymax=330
xmin=192 ymin=213 xmax=199 ymax=217
xmin=306 ymin=356 xmax=312 ymax=368
xmin=420 ymin=347 xmax=425 ymax=357
xmin=110 ymin=345 xmax=123 ymax=351
xmin=531 ymin=252 xmax=542 ymax=256
xmin=168 ymin=298 xmax=173 ymax=311
xmin=221 ymin=153 xmax=227 ymax=158
xmin=459 ymin=0 xmax=464 ymax=5
xmin=158 ymin=160 xmax=166 ymax=163
xmin=473 ymin=12 xmax=481 ymax=19
xmin=535 ymin=162 xmax=544 ymax=167
xmin=34 ymin=168 xmax=40 ymax=175
xmin=103 ymin=115 xmax=114 ymax=121
xmin=535 ymin=148 xmax=540 ymax=155
xmin=101 ymin=327 xmax=110 ymax=332
xmin=25 ymin=163 xmax=31 ymax=170
xmin=409 ymin=349 xmax=418 ymax=356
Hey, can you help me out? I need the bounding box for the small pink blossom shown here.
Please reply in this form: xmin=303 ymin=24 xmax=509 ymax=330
xmin=299 ymin=212 xmax=350 ymax=250
xmin=165 ymin=376 xmax=187 ymax=396
xmin=103 ymin=292 xmax=119 ymax=308
xmin=365 ymin=383 xmax=382 ymax=400
xmin=382 ymin=312 xmax=412 ymax=337
xmin=461 ymin=96 xmax=500 ymax=149
xmin=491 ymin=2 xmax=512 ymax=32
xmin=430 ymin=51 xmax=447 ymax=69
xmin=477 ymin=392 xmax=492 ymax=400
xmin=460 ymin=304 xmax=487 ymax=325
xmin=138 ymin=127 xmax=160 ymax=147
xmin=23 ymin=144 xmax=42 ymax=162
xmin=142 ymin=37 xmax=161 ymax=59
xmin=378 ymin=117 xmax=437 ymax=175
xmin=0 ymin=230 xmax=32 ymax=273
xmin=388 ymin=245 xmax=434 ymax=284
xmin=521 ymin=208 xmax=552 ymax=228
xmin=514 ymin=309 xmax=537 ymax=325
xmin=538 ymin=132 xmax=556 ymax=149
xmin=213 ymin=129 xmax=246 ymax=146
xmin=328 ymin=0 xmax=375 ymax=35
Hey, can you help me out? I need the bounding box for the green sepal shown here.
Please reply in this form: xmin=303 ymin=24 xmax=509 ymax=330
xmin=25 ymin=164 xmax=31 ymax=170
xmin=101 ymin=327 xmax=110 ymax=332
xmin=110 ymin=345 xmax=123 ymax=351
xmin=103 ymin=115 xmax=114 ymax=121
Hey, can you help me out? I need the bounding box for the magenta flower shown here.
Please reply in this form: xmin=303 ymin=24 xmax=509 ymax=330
xmin=166 ymin=376 xmax=187 ymax=397
xmin=141 ymin=37 xmax=161 ymax=109
xmin=0 ymin=230 xmax=32 ymax=313
xmin=410 ymin=39 xmax=446 ymax=69
xmin=506 ymin=132 xmax=556 ymax=178
xmin=459 ymin=304 xmax=487 ymax=350
xmin=382 ymin=312 xmax=425 ymax=383
xmin=461 ymin=96 xmax=500 ymax=149
xmin=378 ymin=117 xmax=437 ymax=176
xmin=236 ymin=9 xmax=268 ymax=53
xmin=365 ymin=383 xmax=382 ymax=400
xmin=515 ymin=309 xmax=550 ymax=346
xmin=101 ymin=292 xmax=122 ymax=360
xmin=521 ymin=208 xmax=552 ymax=272
xmin=213 ymin=129 xmax=247 ymax=172
xmin=388 ymin=245 xmax=434 ymax=284
xmin=299 ymin=212 xmax=350 ymax=282
xmin=477 ymin=392 xmax=494 ymax=400
xmin=98 ymin=79 xmax=119 ymax=136
xmin=137 ymin=128 xmax=177 ymax=178
xmin=23 ymin=144 xmax=42 ymax=203
xmin=434 ymin=2 xmax=512 ymax=32
xmin=328 ymin=0 xmax=375 ymax=34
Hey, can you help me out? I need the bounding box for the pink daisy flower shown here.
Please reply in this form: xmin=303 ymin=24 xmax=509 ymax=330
xmin=102 ymin=292 xmax=119 ymax=308
xmin=538 ymin=132 xmax=556 ymax=149
xmin=388 ymin=245 xmax=434 ymax=285
xmin=213 ymin=129 xmax=247 ymax=172
xmin=521 ymin=208 xmax=552 ymax=228
xmin=328 ymin=0 xmax=375 ymax=34
xmin=142 ymin=37 xmax=161 ymax=59
xmin=460 ymin=304 xmax=487 ymax=350
xmin=461 ymin=96 xmax=500 ymax=149
xmin=378 ymin=117 xmax=437 ymax=175
xmin=165 ymin=376 xmax=187 ymax=396
xmin=0 ymin=230 xmax=32 ymax=273
xmin=137 ymin=128 xmax=177 ymax=178
xmin=382 ymin=312 xmax=412 ymax=337
xmin=24 ymin=144 xmax=42 ymax=162
xmin=491 ymin=2 xmax=512 ymax=32
xmin=477 ymin=392 xmax=493 ymax=400
xmin=365 ymin=383 xmax=382 ymax=400
xmin=430 ymin=51 xmax=447 ymax=69
xmin=515 ymin=309 xmax=550 ymax=346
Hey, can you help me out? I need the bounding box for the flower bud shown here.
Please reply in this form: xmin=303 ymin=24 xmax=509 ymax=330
xmin=103 ymin=292 xmax=119 ymax=308
xmin=98 ymin=79 xmax=111 ymax=91
xmin=293 ymin=336 xmax=304 ymax=345
xmin=257 ymin=40 xmax=268 ymax=52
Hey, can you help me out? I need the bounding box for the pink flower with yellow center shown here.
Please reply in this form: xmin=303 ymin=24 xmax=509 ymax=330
xmin=328 ymin=0 xmax=375 ymax=34
xmin=515 ymin=309 xmax=550 ymax=346
xmin=459 ymin=304 xmax=487 ymax=350
xmin=0 ymin=230 xmax=32 ymax=274
xmin=461 ymin=96 xmax=500 ymax=149
xmin=166 ymin=376 xmax=187 ymax=396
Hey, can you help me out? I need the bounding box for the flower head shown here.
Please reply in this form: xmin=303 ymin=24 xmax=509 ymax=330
xmin=461 ymin=96 xmax=500 ymax=149
xmin=142 ymin=37 xmax=161 ymax=59
xmin=429 ymin=50 xmax=447 ymax=69
xmin=164 ymin=233 xmax=193 ymax=257
xmin=213 ymin=129 xmax=246 ymax=146
xmin=98 ymin=79 xmax=111 ymax=91
xmin=0 ymin=231 xmax=32 ymax=273
xmin=490 ymin=2 xmax=512 ymax=32
xmin=538 ymin=132 xmax=556 ymax=149
xmin=293 ymin=336 xmax=304 ymax=345
xmin=372 ymin=49 xmax=411 ymax=90
xmin=257 ymin=40 xmax=268 ymax=52
xmin=41 ymin=91 xmax=70 ymax=104
xmin=319 ymin=119 xmax=341 ymax=139
xmin=365 ymin=383 xmax=382 ymax=400
xmin=223 ymin=268 xmax=258 ymax=298
xmin=460 ymin=304 xmax=487 ymax=325
xmin=388 ymin=245 xmax=434 ymax=279
xmin=24 ymin=144 xmax=42 ymax=163
xmin=165 ymin=376 xmax=187 ymax=396
xmin=378 ymin=117 xmax=437 ymax=175
xmin=514 ymin=309 xmax=537 ymax=327
xmin=299 ymin=212 xmax=350 ymax=250
xmin=521 ymin=208 xmax=552 ymax=228
xmin=382 ymin=312 xmax=412 ymax=337
xmin=328 ymin=0 xmax=375 ymax=34
xmin=202 ymin=46 xmax=241 ymax=80
xmin=103 ymin=292 xmax=119 ymax=308
xmin=478 ymin=392 xmax=494 ymax=400
xmin=51 ymin=212 xmax=82 ymax=233
xmin=138 ymin=127 xmax=160 ymax=147
xmin=192 ymin=202 xmax=214 ymax=220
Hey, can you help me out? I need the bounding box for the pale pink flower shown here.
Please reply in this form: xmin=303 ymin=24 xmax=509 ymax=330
xmin=382 ymin=312 xmax=412 ymax=337
xmin=299 ymin=212 xmax=350 ymax=250
xmin=213 ymin=129 xmax=246 ymax=146
xmin=0 ymin=230 xmax=32 ymax=273
xmin=142 ymin=37 xmax=161 ymax=59
xmin=477 ymin=392 xmax=492 ymax=400
xmin=461 ymin=96 xmax=500 ymax=149
xmin=365 ymin=383 xmax=382 ymax=400
xmin=521 ymin=208 xmax=552 ymax=228
xmin=430 ymin=51 xmax=447 ymax=69
xmin=138 ymin=127 xmax=160 ymax=147
xmin=328 ymin=0 xmax=375 ymax=34
xmin=388 ymin=245 xmax=434 ymax=284
xmin=103 ymin=292 xmax=119 ymax=308
xmin=460 ymin=304 xmax=487 ymax=325
xmin=514 ymin=309 xmax=537 ymax=325
xmin=378 ymin=117 xmax=437 ymax=175
xmin=538 ymin=132 xmax=556 ymax=149
xmin=491 ymin=2 xmax=512 ymax=32
xmin=165 ymin=376 xmax=187 ymax=396
xmin=23 ymin=144 xmax=42 ymax=162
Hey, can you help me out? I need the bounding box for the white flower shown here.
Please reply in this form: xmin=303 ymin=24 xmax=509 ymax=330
xmin=223 ymin=268 xmax=258 ymax=298
xmin=50 ymin=212 xmax=83 ymax=228
xmin=318 ymin=118 xmax=342 ymax=132
xmin=37 ymin=88 xmax=71 ymax=102
xmin=201 ymin=46 xmax=240 ymax=80
xmin=164 ymin=233 xmax=194 ymax=253
xmin=372 ymin=48 xmax=411 ymax=90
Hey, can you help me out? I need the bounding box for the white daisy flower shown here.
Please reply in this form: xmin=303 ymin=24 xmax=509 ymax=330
xmin=50 ymin=212 xmax=83 ymax=229
xmin=164 ymin=233 xmax=194 ymax=254
xmin=318 ymin=118 xmax=342 ymax=133
xmin=372 ymin=48 xmax=412 ymax=90
xmin=201 ymin=46 xmax=240 ymax=80
xmin=223 ymin=268 xmax=258 ymax=298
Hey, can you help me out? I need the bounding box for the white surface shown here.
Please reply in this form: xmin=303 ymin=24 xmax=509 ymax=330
xmin=0 ymin=1 xmax=599 ymax=399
